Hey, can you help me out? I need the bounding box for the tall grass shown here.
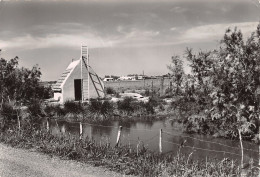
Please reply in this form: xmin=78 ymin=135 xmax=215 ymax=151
xmin=86 ymin=99 xmax=114 ymax=121
xmin=64 ymin=100 xmax=83 ymax=114
xmin=0 ymin=125 xmax=257 ymax=176
xmin=44 ymin=104 xmax=65 ymax=117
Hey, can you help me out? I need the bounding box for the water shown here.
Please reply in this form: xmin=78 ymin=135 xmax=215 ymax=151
xmin=49 ymin=118 xmax=258 ymax=164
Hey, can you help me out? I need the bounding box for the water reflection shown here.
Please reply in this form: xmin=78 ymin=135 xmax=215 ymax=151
xmin=49 ymin=119 xmax=258 ymax=164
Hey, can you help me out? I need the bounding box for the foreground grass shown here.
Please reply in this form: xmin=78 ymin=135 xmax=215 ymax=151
xmin=0 ymin=126 xmax=258 ymax=176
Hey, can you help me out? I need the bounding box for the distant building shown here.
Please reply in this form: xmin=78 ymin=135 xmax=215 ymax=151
xmin=53 ymin=59 xmax=105 ymax=103
xmin=119 ymin=76 xmax=134 ymax=80
xmin=103 ymin=78 xmax=114 ymax=82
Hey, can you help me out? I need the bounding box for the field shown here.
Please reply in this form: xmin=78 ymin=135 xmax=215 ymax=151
xmin=104 ymin=78 xmax=172 ymax=93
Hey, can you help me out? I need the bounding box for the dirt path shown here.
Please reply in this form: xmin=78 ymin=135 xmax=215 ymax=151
xmin=0 ymin=143 xmax=131 ymax=177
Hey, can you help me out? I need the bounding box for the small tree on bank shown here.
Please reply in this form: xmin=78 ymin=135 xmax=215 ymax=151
xmin=0 ymin=55 xmax=51 ymax=106
xmin=171 ymin=24 xmax=260 ymax=140
xmin=167 ymin=55 xmax=185 ymax=95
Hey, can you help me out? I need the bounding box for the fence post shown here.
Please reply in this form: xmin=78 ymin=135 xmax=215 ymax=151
xmin=79 ymin=122 xmax=83 ymax=139
xmin=159 ymin=129 xmax=162 ymax=154
xmin=238 ymin=129 xmax=244 ymax=168
xmin=115 ymin=126 xmax=122 ymax=147
xmin=46 ymin=118 xmax=49 ymax=132
xmin=17 ymin=112 xmax=20 ymax=131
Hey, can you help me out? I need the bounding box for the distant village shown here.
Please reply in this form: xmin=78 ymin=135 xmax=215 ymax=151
xmin=40 ymin=73 xmax=172 ymax=88
xmin=102 ymin=73 xmax=171 ymax=82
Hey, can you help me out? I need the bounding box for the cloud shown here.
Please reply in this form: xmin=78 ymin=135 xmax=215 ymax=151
xmin=0 ymin=26 xmax=162 ymax=50
xmin=170 ymin=6 xmax=187 ymax=13
xmin=1 ymin=21 xmax=259 ymax=52
xmin=179 ymin=21 xmax=259 ymax=44
xmin=0 ymin=33 xmax=115 ymax=50
xmin=170 ymin=27 xmax=177 ymax=31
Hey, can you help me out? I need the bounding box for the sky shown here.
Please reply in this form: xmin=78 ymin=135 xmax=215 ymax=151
xmin=0 ymin=0 xmax=260 ymax=81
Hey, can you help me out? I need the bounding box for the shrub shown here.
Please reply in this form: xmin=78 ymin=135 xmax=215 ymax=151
xmin=0 ymin=103 xmax=17 ymax=129
xmin=27 ymin=99 xmax=44 ymax=118
xmin=105 ymin=87 xmax=116 ymax=95
xmin=117 ymin=97 xmax=156 ymax=116
xmin=44 ymin=104 xmax=65 ymax=117
xmin=117 ymin=97 xmax=135 ymax=115
xmin=144 ymin=102 xmax=155 ymax=114
xmin=87 ymin=99 xmax=114 ymax=120
xmin=64 ymin=100 xmax=83 ymax=114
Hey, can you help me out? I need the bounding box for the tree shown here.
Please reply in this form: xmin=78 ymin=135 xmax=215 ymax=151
xmin=167 ymin=55 xmax=185 ymax=95
xmin=174 ymin=24 xmax=260 ymax=140
xmin=0 ymin=55 xmax=51 ymax=106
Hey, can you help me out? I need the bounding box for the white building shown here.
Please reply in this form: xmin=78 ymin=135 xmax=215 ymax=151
xmin=119 ymin=76 xmax=134 ymax=80
xmin=103 ymin=78 xmax=114 ymax=82
xmin=53 ymin=58 xmax=105 ymax=103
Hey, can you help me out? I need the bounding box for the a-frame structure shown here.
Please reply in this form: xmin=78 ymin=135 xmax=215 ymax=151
xmin=80 ymin=46 xmax=105 ymax=102
xmin=53 ymin=46 xmax=105 ymax=103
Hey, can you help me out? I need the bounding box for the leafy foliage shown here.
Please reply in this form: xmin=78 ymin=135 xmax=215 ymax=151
xmin=0 ymin=56 xmax=51 ymax=105
xmin=169 ymin=24 xmax=260 ymax=139
xmin=167 ymin=55 xmax=185 ymax=95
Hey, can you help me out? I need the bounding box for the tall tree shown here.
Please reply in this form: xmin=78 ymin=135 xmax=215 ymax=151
xmin=167 ymin=55 xmax=185 ymax=95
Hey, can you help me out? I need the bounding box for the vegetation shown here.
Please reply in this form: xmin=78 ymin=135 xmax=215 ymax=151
xmin=167 ymin=24 xmax=260 ymax=142
xmin=105 ymin=87 xmax=116 ymax=95
xmin=0 ymin=125 xmax=257 ymax=177
xmin=87 ymin=99 xmax=114 ymax=120
xmin=0 ymin=57 xmax=52 ymax=105
xmin=63 ymin=100 xmax=84 ymax=114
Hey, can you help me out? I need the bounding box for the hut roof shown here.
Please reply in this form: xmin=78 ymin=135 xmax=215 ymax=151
xmin=53 ymin=60 xmax=80 ymax=91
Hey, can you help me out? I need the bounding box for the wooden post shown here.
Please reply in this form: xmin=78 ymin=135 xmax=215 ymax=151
xmin=115 ymin=126 xmax=122 ymax=147
xmin=61 ymin=124 xmax=66 ymax=133
xmin=46 ymin=118 xmax=49 ymax=132
xmin=159 ymin=129 xmax=162 ymax=154
xmin=238 ymin=129 xmax=244 ymax=168
xmin=79 ymin=122 xmax=83 ymax=139
xmin=17 ymin=111 xmax=20 ymax=131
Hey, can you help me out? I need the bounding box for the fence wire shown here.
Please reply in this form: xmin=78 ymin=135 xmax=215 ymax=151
xmin=163 ymin=131 xmax=259 ymax=154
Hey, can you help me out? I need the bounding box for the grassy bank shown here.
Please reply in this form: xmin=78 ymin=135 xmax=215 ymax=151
xmin=0 ymin=125 xmax=258 ymax=176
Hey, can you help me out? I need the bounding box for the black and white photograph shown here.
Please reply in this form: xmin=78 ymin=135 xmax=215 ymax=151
xmin=0 ymin=0 xmax=259 ymax=176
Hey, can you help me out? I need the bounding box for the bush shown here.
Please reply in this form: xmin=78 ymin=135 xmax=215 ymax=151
xmin=44 ymin=104 xmax=65 ymax=117
xmin=117 ymin=97 xmax=156 ymax=116
xmin=27 ymin=99 xmax=44 ymax=118
xmin=0 ymin=103 xmax=17 ymax=129
xmin=105 ymin=87 xmax=116 ymax=94
xmin=87 ymin=99 xmax=114 ymax=120
xmin=64 ymin=100 xmax=83 ymax=114
xmin=117 ymin=97 xmax=135 ymax=115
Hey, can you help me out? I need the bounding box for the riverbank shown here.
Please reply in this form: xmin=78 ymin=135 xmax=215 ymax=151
xmin=0 ymin=126 xmax=258 ymax=176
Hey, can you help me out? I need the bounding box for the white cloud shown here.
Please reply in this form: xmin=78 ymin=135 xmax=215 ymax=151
xmin=0 ymin=33 xmax=116 ymax=50
xmin=1 ymin=22 xmax=259 ymax=51
xmin=180 ymin=22 xmax=259 ymax=43
xmin=170 ymin=27 xmax=177 ymax=31
xmin=0 ymin=27 xmax=162 ymax=50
